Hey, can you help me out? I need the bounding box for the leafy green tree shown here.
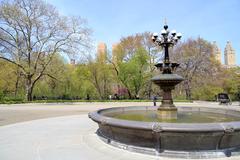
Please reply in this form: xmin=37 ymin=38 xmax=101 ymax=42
xmin=111 ymin=46 xmax=149 ymax=99
xmin=32 ymin=54 xmax=67 ymax=98
xmin=192 ymin=67 xmax=240 ymax=101
xmin=0 ymin=60 xmax=18 ymax=96
xmin=74 ymin=63 xmax=99 ymax=99
xmin=220 ymin=67 xmax=240 ymax=100
xmin=85 ymin=55 xmax=112 ymax=99
xmin=110 ymin=33 xmax=161 ymax=99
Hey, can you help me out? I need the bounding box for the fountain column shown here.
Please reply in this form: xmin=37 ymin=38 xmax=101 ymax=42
xmin=151 ymin=24 xmax=184 ymax=119
xmin=160 ymin=86 xmax=175 ymax=108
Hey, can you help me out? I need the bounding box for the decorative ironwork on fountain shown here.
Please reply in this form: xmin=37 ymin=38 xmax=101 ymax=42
xmin=151 ymin=22 xmax=182 ymax=74
xmin=151 ymin=23 xmax=184 ymax=119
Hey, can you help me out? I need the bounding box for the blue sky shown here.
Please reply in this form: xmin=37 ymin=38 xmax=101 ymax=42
xmin=46 ymin=0 xmax=240 ymax=64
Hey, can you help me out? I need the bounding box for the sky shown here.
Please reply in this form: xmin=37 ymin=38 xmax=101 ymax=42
xmin=46 ymin=0 xmax=240 ymax=64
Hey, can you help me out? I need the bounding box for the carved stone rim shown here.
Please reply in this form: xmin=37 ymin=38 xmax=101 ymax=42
xmin=89 ymin=106 xmax=240 ymax=132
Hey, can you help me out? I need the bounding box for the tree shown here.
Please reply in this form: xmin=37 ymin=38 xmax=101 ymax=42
xmin=110 ymin=45 xmax=149 ymax=98
xmin=110 ymin=33 xmax=161 ymax=99
xmin=0 ymin=0 xmax=91 ymax=101
xmin=74 ymin=63 xmax=98 ymax=99
xmin=219 ymin=67 xmax=240 ymax=100
xmin=0 ymin=60 xmax=17 ymax=95
xmin=172 ymin=38 xmax=219 ymax=100
xmin=126 ymin=47 xmax=149 ymax=98
xmin=86 ymin=55 xmax=112 ymax=100
xmin=32 ymin=54 xmax=67 ymax=98
xmin=141 ymin=32 xmax=162 ymax=98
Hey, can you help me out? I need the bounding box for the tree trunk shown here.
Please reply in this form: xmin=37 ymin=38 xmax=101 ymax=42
xmin=103 ymin=75 xmax=108 ymax=99
xmin=147 ymin=81 xmax=153 ymax=99
xmin=26 ymin=88 xmax=33 ymax=101
xmin=14 ymin=70 xmax=21 ymax=98
xmin=14 ymin=76 xmax=19 ymax=98
xmin=184 ymin=80 xmax=192 ymax=100
xmin=94 ymin=83 xmax=103 ymax=100
xmin=185 ymin=88 xmax=191 ymax=100
xmin=127 ymin=89 xmax=132 ymax=99
xmin=25 ymin=76 xmax=33 ymax=101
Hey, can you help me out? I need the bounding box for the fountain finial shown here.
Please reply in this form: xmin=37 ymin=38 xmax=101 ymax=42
xmin=164 ymin=18 xmax=168 ymax=30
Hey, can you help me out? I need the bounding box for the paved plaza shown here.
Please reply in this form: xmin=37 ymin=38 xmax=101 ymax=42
xmin=0 ymin=101 xmax=240 ymax=160
xmin=0 ymin=102 xmax=156 ymax=126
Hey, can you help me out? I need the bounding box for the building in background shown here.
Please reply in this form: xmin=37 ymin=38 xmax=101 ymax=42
xmin=212 ymin=41 xmax=222 ymax=64
xmin=97 ymin=42 xmax=107 ymax=63
xmin=213 ymin=41 xmax=237 ymax=68
xmin=112 ymin=43 xmax=119 ymax=63
xmin=224 ymin=41 xmax=236 ymax=67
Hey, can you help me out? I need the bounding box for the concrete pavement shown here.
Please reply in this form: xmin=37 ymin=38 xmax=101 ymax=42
xmin=0 ymin=101 xmax=239 ymax=126
xmin=0 ymin=114 xmax=240 ymax=160
xmin=0 ymin=101 xmax=240 ymax=160
xmin=0 ymin=102 xmax=155 ymax=126
xmin=0 ymin=102 xmax=197 ymax=126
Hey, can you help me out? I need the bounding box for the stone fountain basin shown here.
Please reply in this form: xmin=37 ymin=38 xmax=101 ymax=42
xmin=89 ymin=106 xmax=240 ymax=152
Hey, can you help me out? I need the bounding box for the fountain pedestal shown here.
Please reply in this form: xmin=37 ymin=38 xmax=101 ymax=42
xmin=152 ymin=73 xmax=184 ymax=119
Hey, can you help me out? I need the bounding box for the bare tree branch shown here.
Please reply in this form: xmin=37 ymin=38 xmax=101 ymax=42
xmin=0 ymin=0 xmax=91 ymax=101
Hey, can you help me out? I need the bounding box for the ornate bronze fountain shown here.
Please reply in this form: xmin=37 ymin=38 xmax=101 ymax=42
xmin=151 ymin=24 xmax=184 ymax=119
